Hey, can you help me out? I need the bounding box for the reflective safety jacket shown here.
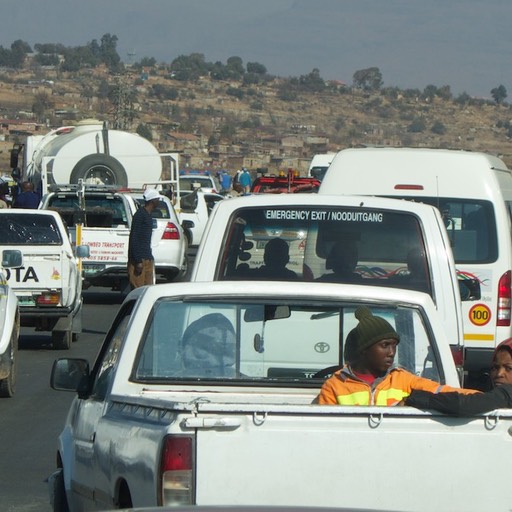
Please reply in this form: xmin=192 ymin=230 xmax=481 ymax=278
xmin=317 ymin=366 xmax=476 ymax=406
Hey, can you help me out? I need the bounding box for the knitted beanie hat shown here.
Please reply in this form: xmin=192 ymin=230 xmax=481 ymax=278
xmin=350 ymin=306 xmax=400 ymax=354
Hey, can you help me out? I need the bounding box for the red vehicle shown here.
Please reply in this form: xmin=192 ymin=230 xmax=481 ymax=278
xmin=251 ymin=171 xmax=320 ymax=194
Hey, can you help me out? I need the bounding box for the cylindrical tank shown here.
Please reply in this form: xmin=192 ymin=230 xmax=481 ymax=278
xmin=31 ymin=119 xmax=162 ymax=189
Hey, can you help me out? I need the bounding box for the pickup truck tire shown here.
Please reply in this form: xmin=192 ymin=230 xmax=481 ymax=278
xmin=51 ymin=468 xmax=69 ymax=512
xmin=0 ymin=332 xmax=17 ymax=398
xmin=70 ymin=154 xmax=128 ymax=187
xmin=52 ymin=330 xmax=72 ymax=350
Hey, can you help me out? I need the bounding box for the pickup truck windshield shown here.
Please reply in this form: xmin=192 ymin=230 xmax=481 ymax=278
xmin=217 ymin=206 xmax=432 ymax=296
xmin=133 ymin=299 xmax=441 ymax=386
xmin=0 ymin=213 xmax=63 ymax=245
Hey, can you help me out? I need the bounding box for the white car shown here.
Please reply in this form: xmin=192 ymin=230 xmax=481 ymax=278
xmin=0 ymin=250 xmax=21 ymax=397
xmin=179 ymin=172 xmax=221 ymax=194
xmin=130 ymin=193 xmax=189 ymax=281
xmin=177 ymin=190 xmax=225 ymax=246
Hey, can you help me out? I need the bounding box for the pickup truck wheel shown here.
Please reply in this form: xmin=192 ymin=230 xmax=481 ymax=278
xmin=70 ymin=154 xmax=128 ymax=187
xmin=0 ymin=334 xmax=18 ymax=398
xmin=52 ymin=330 xmax=72 ymax=350
xmin=52 ymin=468 xmax=69 ymax=512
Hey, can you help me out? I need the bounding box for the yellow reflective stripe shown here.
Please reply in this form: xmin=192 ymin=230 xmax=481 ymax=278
xmin=463 ymin=334 xmax=495 ymax=341
xmin=336 ymin=391 xmax=371 ymax=405
xmin=375 ymin=388 xmax=409 ymax=406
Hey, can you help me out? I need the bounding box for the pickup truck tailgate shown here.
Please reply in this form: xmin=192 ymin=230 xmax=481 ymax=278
xmin=192 ymin=404 xmax=512 ymax=511
xmin=79 ymin=227 xmax=129 ymax=265
xmin=4 ymin=250 xmax=66 ymax=290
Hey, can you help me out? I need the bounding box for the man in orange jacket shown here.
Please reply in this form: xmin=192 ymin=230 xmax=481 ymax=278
xmin=317 ymin=306 xmax=477 ymax=405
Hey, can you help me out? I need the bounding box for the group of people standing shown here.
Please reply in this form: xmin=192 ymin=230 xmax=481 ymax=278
xmin=217 ymin=168 xmax=252 ymax=195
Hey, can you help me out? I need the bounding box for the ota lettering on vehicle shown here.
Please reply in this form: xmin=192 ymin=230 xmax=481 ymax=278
xmin=4 ymin=266 xmax=39 ymax=283
xmin=469 ymin=303 xmax=491 ymax=326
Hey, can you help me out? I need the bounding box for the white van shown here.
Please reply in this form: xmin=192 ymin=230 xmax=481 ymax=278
xmin=191 ymin=193 xmax=472 ymax=366
xmin=308 ymin=153 xmax=336 ymax=180
xmin=320 ymin=147 xmax=512 ymax=382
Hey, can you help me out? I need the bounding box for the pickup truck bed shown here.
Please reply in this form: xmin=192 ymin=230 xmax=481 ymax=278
xmin=50 ymin=281 xmax=511 ymax=512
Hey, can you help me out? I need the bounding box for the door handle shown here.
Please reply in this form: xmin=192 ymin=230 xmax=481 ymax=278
xmin=182 ymin=417 xmax=241 ymax=429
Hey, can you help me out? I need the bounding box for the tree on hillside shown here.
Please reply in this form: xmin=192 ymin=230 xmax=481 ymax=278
xmin=353 ymin=67 xmax=383 ymax=91
xmin=247 ymin=62 xmax=267 ymax=74
xmin=491 ymin=84 xmax=507 ymax=105
xmin=299 ymin=68 xmax=325 ymax=92
xmin=422 ymin=84 xmax=438 ymax=102
xmin=226 ymin=56 xmax=244 ymax=79
xmin=100 ymin=33 xmax=122 ymax=71
xmin=171 ymin=53 xmax=209 ymax=81
xmin=11 ymin=39 xmax=32 ymax=68
xmin=32 ymin=92 xmax=53 ymax=122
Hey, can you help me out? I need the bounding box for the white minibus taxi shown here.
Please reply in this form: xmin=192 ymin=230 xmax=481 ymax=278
xmin=320 ymin=147 xmax=512 ymax=384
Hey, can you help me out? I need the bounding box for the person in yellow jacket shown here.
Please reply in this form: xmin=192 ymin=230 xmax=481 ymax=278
xmin=317 ymin=306 xmax=477 ymax=405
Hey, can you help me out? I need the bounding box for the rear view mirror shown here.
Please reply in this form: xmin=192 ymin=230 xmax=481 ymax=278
xmin=76 ymin=245 xmax=91 ymax=259
xmin=244 ymin=305 xmax=291 ymax=322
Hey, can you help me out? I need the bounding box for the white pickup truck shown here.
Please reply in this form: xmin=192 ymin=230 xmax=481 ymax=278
xmin=191 ymin=193 xmax=482 ymax=372
xmin=40 ymin=185 xmax=188 ymax=290
xmin=50 ymin=281 xmax=512 ymax=511
xmin=0 ymin=210 xmax=87 ymax=349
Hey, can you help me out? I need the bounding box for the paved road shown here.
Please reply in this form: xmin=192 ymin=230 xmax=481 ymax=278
xmin=0 ymin=289 xmax=124 ymax=512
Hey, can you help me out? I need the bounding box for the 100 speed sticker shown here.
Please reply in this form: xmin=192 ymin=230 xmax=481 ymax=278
xmin=468 ymin=304 xmax=491 ymax=326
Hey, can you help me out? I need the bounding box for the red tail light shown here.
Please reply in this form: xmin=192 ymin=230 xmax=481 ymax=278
xmin=162 ymin=222 xmax=180 ymax=240
xmin=450 ymin=344 xmax=464 ymax=367
xmin=36 ymin=292 xmax=61 ymax=306
xmin=160 ymin=435 xmax=193 ymax=506
xmin=497 ymin=270 xmax=511 ymax=327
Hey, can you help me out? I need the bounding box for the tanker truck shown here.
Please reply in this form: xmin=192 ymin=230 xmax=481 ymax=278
xmin=10 ymin=119 xmax=166 ymax=194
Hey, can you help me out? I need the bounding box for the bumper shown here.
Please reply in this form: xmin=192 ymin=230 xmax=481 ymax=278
xmin=83 ymin=264 xmax=127 ymax=288
xmin=19 ymin=306 xmax=73 ymax=319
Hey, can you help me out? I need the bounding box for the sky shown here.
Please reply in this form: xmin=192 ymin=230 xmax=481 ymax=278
xmin=2 ymin=0 xmax=511 ymax=98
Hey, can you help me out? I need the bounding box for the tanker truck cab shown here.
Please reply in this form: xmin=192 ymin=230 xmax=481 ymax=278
xmin=191 ymin=194 xmax=467 ymax=367
xmin=320 ymin=147 xmax=511 ymax=384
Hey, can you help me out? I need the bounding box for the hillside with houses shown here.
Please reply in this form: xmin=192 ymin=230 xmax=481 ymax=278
xmin=1 ymin=60 xmax=512 ymax=176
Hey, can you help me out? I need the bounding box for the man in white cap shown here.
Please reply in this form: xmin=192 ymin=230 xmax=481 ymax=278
xmin=127 ymin=188 xmax=161 ymax=289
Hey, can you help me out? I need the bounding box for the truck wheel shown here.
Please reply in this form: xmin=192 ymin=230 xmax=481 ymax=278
xmin=52 ymin=330 xmax=72 ymax=350
xmin=0 ymin=333 xmax=18 ymax=398
xmin=70 ymin=154 xmax=128 ymax=187
xmin=51 ymin=468 xmax=69 ymax=512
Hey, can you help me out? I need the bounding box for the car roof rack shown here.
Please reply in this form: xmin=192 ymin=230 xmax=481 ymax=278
xmin=48 ymin=184 xmax=122 ymax=193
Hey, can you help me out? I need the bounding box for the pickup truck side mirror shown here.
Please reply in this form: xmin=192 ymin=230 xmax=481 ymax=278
xmin=50 ymin=358 xmax=90 ymax=392
xmin=2 ymin=249 xmax=23 ymax=268
xmin=76 ymin=245 xmax=91 ymax=259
